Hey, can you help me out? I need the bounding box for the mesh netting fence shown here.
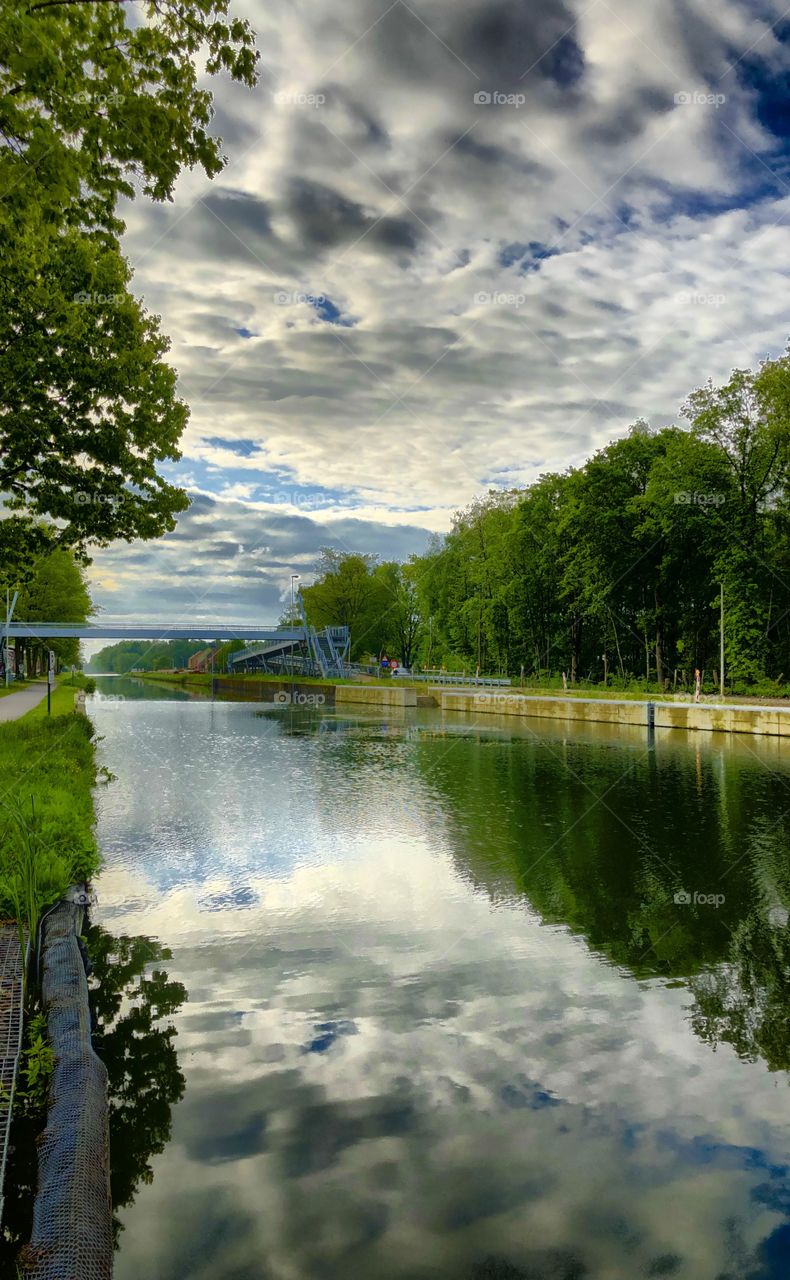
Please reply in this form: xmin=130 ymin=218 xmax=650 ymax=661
xmin=20 ymin=894 xmax=112 ymax=1279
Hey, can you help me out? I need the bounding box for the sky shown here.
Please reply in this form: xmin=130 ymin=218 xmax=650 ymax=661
xmin=88 ymin=0 xmax=790 ymax=632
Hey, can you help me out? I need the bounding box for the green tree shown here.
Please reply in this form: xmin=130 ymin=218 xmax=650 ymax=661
xmin=0 ymin=0 xmax=258 ymax=232
xmin=1 ymin=231 xmax=190 ymax=572
xmin=87 ymin=639 xmax=208 ymax=673
xmin=374 ymin=561 xmax=423 ymax=667
xmin=302 ymin=550 xmax=389 ymax=659
xmin=14 ymin=547 xmax=93 ymax=671
xmin=0 ymin=0 xmax=258 ymax=575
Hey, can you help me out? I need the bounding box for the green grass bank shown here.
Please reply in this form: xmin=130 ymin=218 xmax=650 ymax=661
xmin=0 ymin=677 xmax=100 ymax=943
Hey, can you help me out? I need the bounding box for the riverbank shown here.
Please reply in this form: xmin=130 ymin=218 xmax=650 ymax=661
xmin=126 ymin=672 xmax=790 ymax=736
xmin=0 ymin=683 xmax=102 ymax=1268
xmin=0 ymin=697 xmax=100 ymax=904
xmin=442 ymin=690 xmax=790 ymax=738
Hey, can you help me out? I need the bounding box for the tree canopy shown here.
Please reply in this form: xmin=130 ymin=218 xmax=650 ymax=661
xmin=0 ymin=0 xmax=258 ymax=580
xmin=14 ymin=546 xmax=93 ymax=668
xmin=306 ymin=351 xmax=790 ymax=692
xmin=0 ymin=0 xmax=257 ymax=231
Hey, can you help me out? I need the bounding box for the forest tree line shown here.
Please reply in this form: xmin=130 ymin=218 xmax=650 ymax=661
xmin=302 ymin=357 xmax=790 ymax=694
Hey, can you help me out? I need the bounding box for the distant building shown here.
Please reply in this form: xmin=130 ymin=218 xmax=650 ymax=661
xmin=187 ymin=647 xmax=219 ymax=673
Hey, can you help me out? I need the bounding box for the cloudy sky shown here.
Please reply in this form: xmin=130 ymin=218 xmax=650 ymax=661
xmin=91 ymin=0 xmax=790 ymax=627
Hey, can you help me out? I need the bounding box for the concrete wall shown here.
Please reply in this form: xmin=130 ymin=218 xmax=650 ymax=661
xmin=440 ymin=690 xmax=790 ymax=738
xmin=336 ymin=684 xmax=417 ymax=709
xmin=653 ymin=702 xmax=790 ymax=737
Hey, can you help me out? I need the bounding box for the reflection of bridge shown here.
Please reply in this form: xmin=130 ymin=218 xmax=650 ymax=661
xmin=4 ymin=621 xmax=351 ymax=678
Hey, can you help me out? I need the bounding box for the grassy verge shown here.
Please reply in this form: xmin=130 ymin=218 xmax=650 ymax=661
xmin=0 ymin=679 xmax=30 ymax=699
xmin=20 ymin=674 xmax=96 ymax=721
xmin=135 ymin=670 xmax=364 ymax=688
xmin=0 ymin=685 xmax=100 ymax=957
xmin=509 ymin=685 xmax=680 ymax=702
xmin=131 ymin=669 xmax=786 ymax=703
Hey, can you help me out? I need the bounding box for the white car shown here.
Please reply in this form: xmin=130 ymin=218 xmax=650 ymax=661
xmin=391 ymin=667 xmax=412 ymax=678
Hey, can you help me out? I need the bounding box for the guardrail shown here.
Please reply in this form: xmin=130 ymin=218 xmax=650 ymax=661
xmin=342 ymin=667 xmax=512 ymax=686
xmin=415 ymin=673 xmax=512 ymax=686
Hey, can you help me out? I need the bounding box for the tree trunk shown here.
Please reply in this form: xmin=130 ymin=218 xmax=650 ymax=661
xmin=655 ymin=623 xmax=664 ymax=688
xmin=654 ymin=591 xmax=664 ymax=689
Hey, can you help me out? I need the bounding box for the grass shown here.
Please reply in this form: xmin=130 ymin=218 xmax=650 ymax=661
xmin=510 ymin=684 xmax=680 ymax=702
xmin=21 ymin=674 xmax=95 ymax=721
xmin=130 ymin=668 xmax=779 ymax=703
xmin=0 ymin=686 xmax=100 ymax=970
xmin=133 ymin=669 xmax=681 ymax=697
xmin=135 ymin=669 xmax=365 ymax=687
xmin=0 ymin=680 xmax=30 ymax=699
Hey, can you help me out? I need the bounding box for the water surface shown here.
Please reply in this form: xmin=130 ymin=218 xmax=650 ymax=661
xmin=90 ymin=677 xmax=790 ymax=1279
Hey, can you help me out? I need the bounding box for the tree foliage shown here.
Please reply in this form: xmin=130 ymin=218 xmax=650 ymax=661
xmin=301 ymin=550 xmax=423 ymax=663
xmin=308 ymin=354 xmax=790 ymax=691
xmin=0 ymin=0 xmax=258 ymax=231
xmin=14 ymin=546 xmax=93 ymax=667
xmin=0 ymin=0 xmax=258 ymax=577
xmin=87 ymin=638 xmax=210 ymax=672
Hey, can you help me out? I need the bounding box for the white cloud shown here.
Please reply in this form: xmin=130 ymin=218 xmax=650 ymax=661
xmin=93 ymin=0 xmax=790 ymax=616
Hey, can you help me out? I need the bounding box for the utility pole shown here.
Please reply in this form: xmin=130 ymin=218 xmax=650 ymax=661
xmin=720 ymin=583 xmax=725 ymax=699
xmin=290 ymin=575 xmax=300 ymax=677
xmin=476 ymin=596 xmax=482 ymax=673
xmin=47 ymin=647 xmax=54 ymax=715
xmin=4 ymin=589 xmax=18 ymax=688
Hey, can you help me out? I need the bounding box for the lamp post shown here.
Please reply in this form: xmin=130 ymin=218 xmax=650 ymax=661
xmin=290 ymin=575 xmax=301 ymax=677
xmin=720 ymin=582 xmax=725 ymax=699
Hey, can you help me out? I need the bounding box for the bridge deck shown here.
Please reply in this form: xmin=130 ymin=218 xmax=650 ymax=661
xmin=5 ymin=623 xmax=306 ymax=642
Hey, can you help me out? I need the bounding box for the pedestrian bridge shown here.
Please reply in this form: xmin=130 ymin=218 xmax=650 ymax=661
xmin=4 ymin=621 xmax=305 ymax=642
xmin=4 ymin=620 xmax=352 ymax=678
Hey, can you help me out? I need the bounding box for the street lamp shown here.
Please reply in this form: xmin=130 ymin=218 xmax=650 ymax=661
xmin=290 ymin=574 xmax=301 ymax=678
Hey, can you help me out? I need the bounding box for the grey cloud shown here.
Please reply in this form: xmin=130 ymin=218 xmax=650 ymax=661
xmin=100 ymin=0 xmax=790 ymax=622
xmin=448 ymin=131 xmax=551 ymax=178
xmin=581 ymin=84 xmax=677 ymax=147
xmin=89 ymin=498 xmax=433 ymax=622
xmin=283 ymin=177 xmax=421 ymax=255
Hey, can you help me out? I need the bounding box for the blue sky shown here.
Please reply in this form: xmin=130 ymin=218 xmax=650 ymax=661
xmin=87 ymin=0 xmax=790 ymax=628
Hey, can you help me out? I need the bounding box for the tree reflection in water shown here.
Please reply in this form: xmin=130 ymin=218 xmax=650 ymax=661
xmin=0 ymin=922 xmax=186 ymax=1266
xmin=85 ymin=922 xmax=187 ymax=1245
xmin=690 ymin=913 xmax=790 ymax=1072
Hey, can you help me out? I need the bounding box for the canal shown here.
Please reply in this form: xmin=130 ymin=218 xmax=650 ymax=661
xmin=89 ymin=676 xmax=790 ymax=1279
